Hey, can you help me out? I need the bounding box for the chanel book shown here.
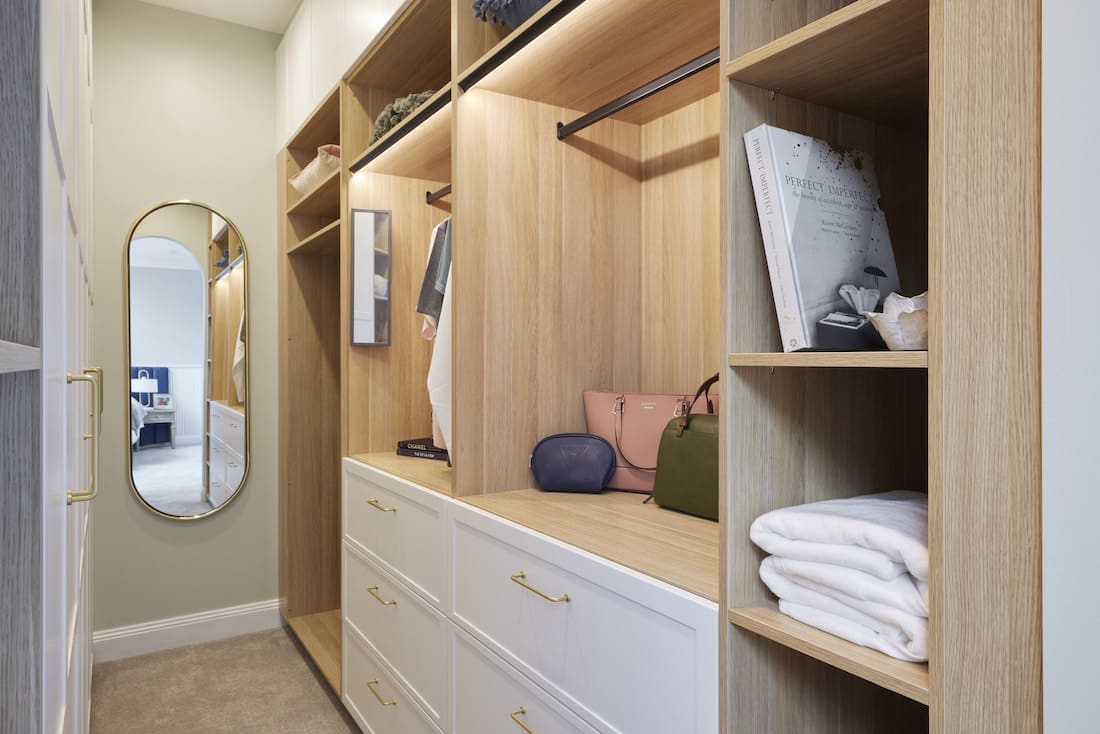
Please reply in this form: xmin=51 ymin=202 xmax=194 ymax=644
xmin=743 ymin=124 xmax=901 ymax=351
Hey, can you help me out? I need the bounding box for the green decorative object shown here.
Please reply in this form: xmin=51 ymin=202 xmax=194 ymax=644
xmin=370 ymin=90 xmax=436 ymax=144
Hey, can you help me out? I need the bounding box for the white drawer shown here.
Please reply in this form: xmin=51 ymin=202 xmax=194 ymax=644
xmin=450 ymin=502 xmax=718 ymax=734
xmin=343 ymin=458 xmax=447 ymax=608
xmin=209 ymin=479 xmax=228 ymax=506
xmin=344 ymin=631 xmax=443 ymax=734
xmin=211 ymin=405 xmax=245 ymax=457
xmin=454 ymin=626 xmax=599 ymax=734
xmin=223 ymin=448 xmax=245 ymax=493
xmin=344 ymin=543 xmax=451 ymax=731
xmin=209 ymin=440 xmax=226 ymax=484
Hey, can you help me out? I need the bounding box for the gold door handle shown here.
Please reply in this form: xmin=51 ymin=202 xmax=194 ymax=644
xmin=366 ymin=679 xmax=396 ymax=706
xmin=510 ymin=707 xmax=535 ymax=733
xmin=67 ymin=369 xmax=100 ymax=504
xmin=367 ymin=585 xmax=397 ymax=606
xmin=510 ymin=572 xmax=570 ymax=603
xmin=368 ymin=498 xmax=397 ymax=513
xmin=87 ymin=366 xmax=103 ymax=427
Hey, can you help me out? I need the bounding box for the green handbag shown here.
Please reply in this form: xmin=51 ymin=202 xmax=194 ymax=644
xmin=651 ymin=374 xmax=720 ymax=521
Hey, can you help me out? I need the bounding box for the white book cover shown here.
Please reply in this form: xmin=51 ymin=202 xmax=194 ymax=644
xmin=744 ymin=124 xmax=900 ymax=351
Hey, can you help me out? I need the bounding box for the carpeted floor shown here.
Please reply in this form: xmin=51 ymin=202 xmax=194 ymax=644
xmin=91 ymin=628 xmax=359 ymax=733
xmin=131 ymin=444 xmax=211 ymax=516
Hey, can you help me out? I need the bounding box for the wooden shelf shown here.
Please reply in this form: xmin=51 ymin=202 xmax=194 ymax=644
xmin=729 ymin=606 xmax=929 ymax=705
xmin=286 ymin=168 xmax=340 ymax=218
xmin=288 ymin=220 xmax=341 ymax=257
xmin=350 ymin=452 xmax=453 ymax=497
xmin=462 ymin=0 xmax=719 ymax=122
xmin=286 ymin=609 xmax=342 ymax=695
xmin=286 ymin=85 xmax=341 ymax=152
xmin=725 ymin=0 xmax=928 ymax=122
xmin=729 ymin=351 xmax=928 ymax=368
xmin=346 ymin=0 xmax=450 ymax=92
xmin=463 ymin=489 xmax=719 ymax=602
xmin=0 ymin=340 xmax=41 ymax=374
xmin=350 ymin=87 xmax=451 ymax=175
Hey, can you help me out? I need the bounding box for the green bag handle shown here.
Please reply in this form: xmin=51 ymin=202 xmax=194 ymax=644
xmin=677 ymin=373 xmax=720 ymax=437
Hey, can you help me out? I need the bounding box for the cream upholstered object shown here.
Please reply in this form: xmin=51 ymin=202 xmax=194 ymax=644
xmin=289 ymin=145 xmax=340 ymax=194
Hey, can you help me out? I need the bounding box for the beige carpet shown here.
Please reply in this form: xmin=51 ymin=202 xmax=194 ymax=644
xmin=91 ymin=628 xmax=359 ymax=733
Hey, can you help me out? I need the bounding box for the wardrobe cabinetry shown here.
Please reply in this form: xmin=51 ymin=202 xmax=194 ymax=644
xmin=279 ymin=0 xmax=1044 ymax=730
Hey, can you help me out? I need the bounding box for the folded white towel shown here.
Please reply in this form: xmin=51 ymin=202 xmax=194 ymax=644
xmin=762 ymin=556 xmax=928 ymax=618
xmin=750 ymin=491 xmax=929 ymax=581
xmin=761 ymin=561 xmax=928 ymax=662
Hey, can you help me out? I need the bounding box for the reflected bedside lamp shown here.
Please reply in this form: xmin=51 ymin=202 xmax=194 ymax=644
xmin=131 ymin=376 xmax=159 ymax=407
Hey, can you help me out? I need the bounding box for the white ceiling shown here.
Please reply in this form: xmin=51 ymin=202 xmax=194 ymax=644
xmin=130 ymin=237 xmax=202 ymax=271
xmin=137 ymin=0 xmax=299 ymax=34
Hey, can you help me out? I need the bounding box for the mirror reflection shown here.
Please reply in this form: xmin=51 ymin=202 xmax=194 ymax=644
xmin=127 ymin=202 xmax=248 ymax=519
xmin=351 ymin=208 xmax=392 ymax=345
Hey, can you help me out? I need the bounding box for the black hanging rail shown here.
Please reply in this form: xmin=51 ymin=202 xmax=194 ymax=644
xmin=426 ymin=184 xmax=452 ymax=204
xmin=556 ymin=48 xmax=720 ymax=141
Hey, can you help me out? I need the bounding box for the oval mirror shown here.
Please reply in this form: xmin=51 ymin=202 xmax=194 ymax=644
xmin=125 ymin=201 xmax=249 ymax=519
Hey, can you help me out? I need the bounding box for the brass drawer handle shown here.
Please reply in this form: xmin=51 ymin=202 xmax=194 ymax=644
xmin=366 ymin=679 xmax=396 ymax=706
xmin=367 ymin=585 xmax=396 ymax=606
xmin=511 ymin=706 xmax=535 ymax=733
xmin=67 ymin=369 xmax=101 ymax=505
xmin=511 ymin=572 xmax=570 ymax=603
xmin=368 ymin=498 xmax=397 ymax=513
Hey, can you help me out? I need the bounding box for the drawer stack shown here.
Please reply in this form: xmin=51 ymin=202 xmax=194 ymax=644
xmin=208 ymin=402 xmax=245 ymax=504
xmin=342 ymin=457 xmax=718 ymax=734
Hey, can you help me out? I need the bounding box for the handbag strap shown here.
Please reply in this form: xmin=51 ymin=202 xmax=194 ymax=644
xmin=613 ymin=395 xmax=663 ymax=472
xmin=677 ymin=373 xmax=720 ymax=437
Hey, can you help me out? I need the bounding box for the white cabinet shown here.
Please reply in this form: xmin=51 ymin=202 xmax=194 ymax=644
xmin=341 ymin=458 xmax=718 ymax=734
xmin=344 ymin=544 xmax=452 ymax=731
xmin=276 ymin=0 xmax=406 ymax=148
xmin=343 ymin=458 xmax=449 ymax=609
xmin=344 ymin=630 xmax=445 ymax=734
xmin=450 ymin=502 xmax=719 ymax=734
xmin=453 ymin=627 xmax=600 ymax=734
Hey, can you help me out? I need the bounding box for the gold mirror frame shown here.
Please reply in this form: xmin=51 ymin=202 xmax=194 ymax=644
xmin=122 ymin=200 xmax=251 ymax=521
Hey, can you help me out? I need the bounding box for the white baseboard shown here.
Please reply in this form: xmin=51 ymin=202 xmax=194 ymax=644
xmin=93 ymin=598 xmax=282 ymax=663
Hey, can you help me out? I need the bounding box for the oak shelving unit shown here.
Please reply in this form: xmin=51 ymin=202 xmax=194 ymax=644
xmin=278 ymin=83 xmax=345 ymax=696
xmin=721 ymin=0 xmax=1041 ymax=732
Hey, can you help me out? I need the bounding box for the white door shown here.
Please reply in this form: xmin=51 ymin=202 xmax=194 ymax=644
xmin=41 ymin=0 xmax=95 ymax=732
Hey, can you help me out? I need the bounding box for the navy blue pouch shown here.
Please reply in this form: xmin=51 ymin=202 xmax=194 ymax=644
xmin=530 ymin=433 xmax=616 ymax=493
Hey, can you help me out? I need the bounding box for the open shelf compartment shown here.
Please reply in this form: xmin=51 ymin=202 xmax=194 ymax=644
xmin=286 ymin=609 xmax=343 ymax=695
xmin=729 ymin=605 xmax=929 ymax=704
xmin=726 ymin=0 xmax=929 ymax=123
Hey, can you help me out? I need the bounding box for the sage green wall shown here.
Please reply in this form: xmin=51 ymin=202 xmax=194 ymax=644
xmin=92 ymin=0 xmax=279 ymax=630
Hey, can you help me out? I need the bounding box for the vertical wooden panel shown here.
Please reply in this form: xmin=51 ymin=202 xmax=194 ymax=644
xmin=640 ymin=94 xmax=723 ymax=392
xmin=928 ymin=0 xmax=1042 ymax=731
xmin=345 ymin=173 xmax=445 ymax=454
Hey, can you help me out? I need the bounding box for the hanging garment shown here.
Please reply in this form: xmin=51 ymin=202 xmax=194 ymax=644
xmin=427 ymin=263 xmax=452 ymax=450
xmin=418 ymin=218 xmax=452 ymax=340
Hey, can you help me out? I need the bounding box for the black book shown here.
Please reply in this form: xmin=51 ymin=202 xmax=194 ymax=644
xmin=396 ymin=447 xmax=449 ymax=462
xmin=397 ymin=436 xmax=442 ymax=452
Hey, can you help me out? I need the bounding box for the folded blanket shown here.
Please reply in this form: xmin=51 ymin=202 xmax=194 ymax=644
xmin=762 ymin=556 xmax=928 ymax=618
xmin=750 ymin=491 xmax=929 ymax=581
xmin=761 ymin=561 xmax=928 ymax=661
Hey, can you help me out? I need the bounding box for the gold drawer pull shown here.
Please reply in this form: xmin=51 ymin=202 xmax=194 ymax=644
xmin=366 ymin=679 xmax=396 ymax=706
xmin=511 ymin=706 xmax=535 ymax=733
xmin=511 ymin=572 xmax=570 ymax=603
xmin=367 ymin=585 xmax=397 ymax=606
xmin=227 ymin=422 xmax=239 ymax=429
xmin=368 ymin=498 xmax=397 ymax=513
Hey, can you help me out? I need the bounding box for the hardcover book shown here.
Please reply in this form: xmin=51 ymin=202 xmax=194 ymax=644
xmin=743 ymin=124 xmax=901 ymax=351
xmin=397 ymin=436 xmax=442 ymax=452
xmin=396 ymin=447 xmax=449 ymax=462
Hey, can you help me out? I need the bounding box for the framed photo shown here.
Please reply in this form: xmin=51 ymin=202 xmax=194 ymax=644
xmin=152 ymin=393 xmax=173 ymax=409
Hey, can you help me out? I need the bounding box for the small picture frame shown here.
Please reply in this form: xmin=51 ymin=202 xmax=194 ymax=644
xmin=152 ymin=393 xmax=173 ymax=409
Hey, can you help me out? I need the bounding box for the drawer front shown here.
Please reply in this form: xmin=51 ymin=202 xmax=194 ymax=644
xmin=454 ymin=627 xmax=599 ymax=734
xmin=209 ymin=440 xmax=226 ymax=484
xmin=217 ymin=409 xmax=245 ymax=456
xmin=209 ymin=406 xmax=223 ymax=440
xmin=451 ymin=503 xmax=718 ymax=734
xmin=344 ymin=631 xmax=443 ymax=734
xmin=223 ymin=448 xmax=245 ymax=492
xmin=343 ymin=458 xmax=447 ymax=608
xmin=344 ymin=544 xmax=450 ymax=730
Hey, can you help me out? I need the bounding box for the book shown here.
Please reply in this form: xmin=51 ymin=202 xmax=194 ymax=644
xmin=396 ymin=447 xmax=449 ymax=462
xmin=743 ymin=124 xmax=901 ymax=351
xmin=397 ymin=436 xmax=442 ymax=452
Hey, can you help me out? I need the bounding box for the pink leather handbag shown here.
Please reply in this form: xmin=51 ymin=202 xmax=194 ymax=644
xmin=583 ymin=383 xmax=718 ymax=493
